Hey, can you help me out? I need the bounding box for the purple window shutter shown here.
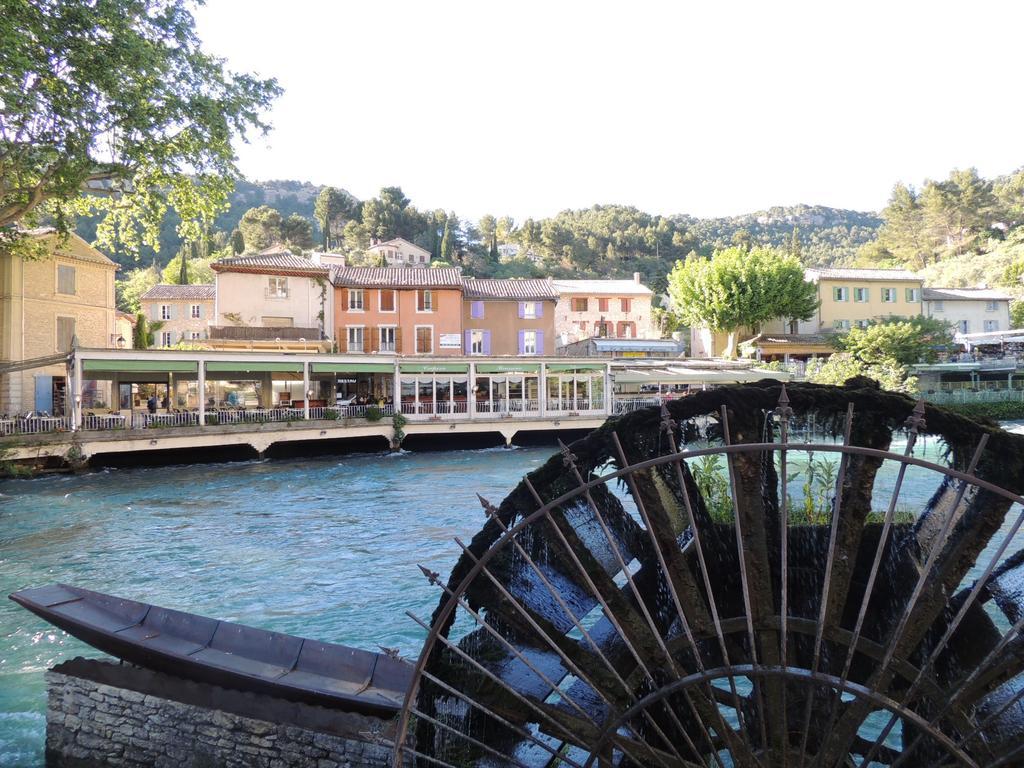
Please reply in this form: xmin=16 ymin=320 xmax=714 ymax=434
xmin=517 ymin=302 xmax=525 ymax=319
xmin=535 ymin=302 xmax=543 ymax=318
xmin=483 ymin=331 xmax=492 ymax=355
xmin=464 ymin=330 xmax=472 ymax=353
xmin=535 ymin=330 xmax=544 ymax=355
xmin=471 ymin=301 xmax=484 ymax=319
xmin=517 ymin=331 xmax=525 ymax=355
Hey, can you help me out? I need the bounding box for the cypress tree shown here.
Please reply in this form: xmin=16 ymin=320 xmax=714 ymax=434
xmin=440 ymin=218 xmax=453 ymax=261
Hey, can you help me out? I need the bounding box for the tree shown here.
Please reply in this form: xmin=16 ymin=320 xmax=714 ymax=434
xmin=1012 ymin=301 xmax=1024 ymax=329
xmin=132 ymin=313 xmax=149 ymax=350
xmin=440 ymin=216 xmax=454 ymax=262
xmin=0 ymin=0 xmax=281 ymax=255
xmin=788 ymin=227 xmax=802 ymax=261
xmin=161 ymin=253 xmax=215 ymax=285
xmin=314 ymin=187 xmax=354 ymax=249
xmin=836 ymin=316 xmax=952 ymax=367
xmin=805 ymin=354 xmax=917 ymax=394
xmin=238 ymin=206 xmax=283 ymax=251
xmin=116 ymin=263 xmax=160 ymax=313
xmin=667 ymin=246 xmax=819 ymax=357
xmin=230 ymin=229 xmax=245 ymax=255
xmin=281 ymin=213 xmax=314 ymax=251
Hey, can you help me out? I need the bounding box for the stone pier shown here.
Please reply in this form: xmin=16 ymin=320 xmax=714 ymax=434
xmin=45 ymin=658 xmax=395 ymax=768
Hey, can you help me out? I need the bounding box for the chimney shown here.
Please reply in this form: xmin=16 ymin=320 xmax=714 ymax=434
xmin=633 ymin=272 xmax=641 ymax=284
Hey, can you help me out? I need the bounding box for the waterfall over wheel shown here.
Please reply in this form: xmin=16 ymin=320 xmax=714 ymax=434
xmin=394 ymin=380 xmax=1024 ymax=767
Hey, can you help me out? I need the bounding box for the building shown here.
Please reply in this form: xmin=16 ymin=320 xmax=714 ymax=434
xmin=367 ymin=238 xmax=431 ymax=268
xmin=332 ymin=267 xmax=464 ymax=355
xmin=552 ymin=275 xmax=655 ymax=347
xmin=923 ymin=287 xmax=1013 ymax=334
xmin=461 ymin=279 xmax=558 ymax=356
xmin=210 ymin=249 xmax=332 ymax=351
xmin=140 ymin=284 xmax=215 ymax=347
xmin=559 ymin=337 xmax=684 ymax=358
xmin=803 ymin=267 xmax=923 ymax=332
xmin=0 ymin=229 xmax=118 ymax=415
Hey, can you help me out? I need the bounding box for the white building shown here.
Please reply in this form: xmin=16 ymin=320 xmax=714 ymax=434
xmin=367 ymin=237 xmax=431 ymax=268
xmin=552 ymin=275 xmax=655 ymax=347
xmin=923 ymin=287 xmax=1013 ymax=334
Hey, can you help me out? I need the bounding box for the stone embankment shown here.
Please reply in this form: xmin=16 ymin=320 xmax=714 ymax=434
xmin=46 ymin=658 xmax=394 ymax=768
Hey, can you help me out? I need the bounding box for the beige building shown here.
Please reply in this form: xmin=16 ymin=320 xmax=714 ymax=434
xmin=210 ymin=250 xmax=333 ymax=351
xmin=553 ymin=275 xmax=655 ymax=347
xmin=462 ymin=279 xmax=558 ymax=356
xmin=802 ymin=267 xmax=922 ymax=332
xmin=923 ymin=287 xmax=1013 ymax=335
xmin=367 ymin=237 xmax=431 ymax=268
xmin=0 ymin=229 xmax=118 ymax=415
xmin=140 ymin=284 xmax=215 ymax=347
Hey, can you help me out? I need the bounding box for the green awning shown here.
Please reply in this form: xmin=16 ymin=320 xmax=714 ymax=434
xmin=206 ymin=362 xmax=303 ymax=373
xmin=400 ymin=362 xmax=470 ymax=374
xmin=312 ymin=362 xmax=394 ymax=374
xmin=83 ymin=359 xmax=197 ymax=373
xmin=475 ymin=363 xmax=541 ymax=374
xmin=546 ymin=363 xmax=606 ymax=372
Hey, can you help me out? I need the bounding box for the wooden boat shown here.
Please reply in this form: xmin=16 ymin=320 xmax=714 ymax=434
xmin=9 ymin=584 xmax=410 ymax=717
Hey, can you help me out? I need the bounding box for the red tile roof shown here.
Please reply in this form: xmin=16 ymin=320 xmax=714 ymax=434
xmin=330 ymin=267 xmax=464 ymax=288
xmin=211 ymin=252 xmax=329 ymax=277
xmin=462 ymin=278 xmax=559 ymax=300
xmin=141 ymin=284 xmax=215 ymax=300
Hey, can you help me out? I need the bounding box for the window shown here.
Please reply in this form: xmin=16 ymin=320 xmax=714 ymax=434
xmin=348 ymin=288 xmax=365 ymax=311
xmin=160 ymin=304 xmax=171 ymax=320
xmin=933 ymin=300 xmax=944 ymax=312
xmin=470 ymin=330 xmax=486 ymax=355
xmin=598 ymin=298 xmax=609 ymax=312
xmin=160 ymin=331 xmax=173 ymax=347
xmin=620 ymin=297 xmax=631 ymax=312
xmin=417 ymin=290 xmax=434 ymax=312
xmin=906 ymin=288 xmax=921 ymax=303
xmin=380 ymin=290 xmax=396 ymax=312
xmin=347 ymin=326 xmax=365 ymax=353
xmin=832 ymin=319 xmax=851 ymax=331
xmin=854 ymin=319 xmax=870 ymax=329
xmin=833 ymin=287 xmax=849 ymax=302
xmin=986 ymin=300 xmax=999 ymax=312
xmin=521 ymin=330 xmax=538 ymax=355
xmin=420 ymin=254 xmax=427 ymax=263
xmin=267 ymin=277 xmax=288 ymax=298
xmin=190 ymin=331 xmax=201 ymax=340
xmin=379 ymin=326 xmax=396 ymax=353
xmin=56 ymin=317 xmax=75 ymax=352
xmin=617 ymin=321 xmax=635 ymax=338
xmin=881 ymin=288 xmax=897 ymax=303
xmin=415 ymin=326 xmax=433 ymax=353
xmin=985 ymin=320 xmax=1000 ymax=332
xmin=959 ymin=320 xmax=969 ymax=333
xmin=853 ymin=288 xmax=869 ymax=303
xmin=571 ymin=297 xmax=589 ymax=312
xmin=57 ymin=265 xmax=76 ymax=295
xmin=521 ymin=301 xmax=539 ymax=319
xmin=190 ymin=304 xmax=201 ymax=319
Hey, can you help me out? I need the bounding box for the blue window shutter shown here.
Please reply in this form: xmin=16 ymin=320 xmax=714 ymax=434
xmin=535 ymin=302 xmax=543 ymax=318
xmin=535 ymin=330 xmax=544 ymax=354
xmin=464 ymin=330 xmax=472 ymax=353
xmin=483 ymin=331 xmax=491 ymax=355
xmin=471 ymin=301 xmax=484 ymax=319
xmin=199 ymin=304 xmax=205 ymax=319
xmin=518 ymin=302 xmax=525 ymax=319
xmin=517 ymin=331 xmax=525 ymax=355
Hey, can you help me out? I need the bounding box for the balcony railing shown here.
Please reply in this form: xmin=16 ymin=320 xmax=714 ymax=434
xmin=209 ymin=326 xmax=322 ymax=341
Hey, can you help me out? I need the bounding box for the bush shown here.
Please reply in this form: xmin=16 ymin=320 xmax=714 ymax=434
xmin=939 ymin=400 xmax=1024 ymax=422
xmin=205 ymin=413 xmax=219 ymax=425
xmin=365 ymin=405 xmax=383 ymax=422
xmin=324 ymin=409 xmax=340 ymax=420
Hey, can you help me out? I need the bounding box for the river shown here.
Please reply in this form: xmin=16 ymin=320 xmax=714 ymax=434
xmin=2 ymin=432 xmax=1022 ymax=766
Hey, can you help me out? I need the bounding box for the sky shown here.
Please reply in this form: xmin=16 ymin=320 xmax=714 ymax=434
xmin=194 ymin=0 xmax=1024 ymax=222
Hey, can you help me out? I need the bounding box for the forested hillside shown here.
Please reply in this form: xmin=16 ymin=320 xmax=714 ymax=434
xmin=98 ymin=165 xmax=1024 ymax=313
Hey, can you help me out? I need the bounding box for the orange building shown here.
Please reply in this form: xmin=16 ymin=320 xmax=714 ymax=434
xmin=332 ymin=267 xmax=464 ymax=355
xmin=461 ymin=279 xmax=558 ymax=356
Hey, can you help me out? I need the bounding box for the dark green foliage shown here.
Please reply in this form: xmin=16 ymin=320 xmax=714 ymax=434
xmin=836 ymin=316 xmax=954 ymax=366
xmin=940 ymin=400 xmax=1024 ymax=421
xmin=281 ymin=213 xmax=314 ymax=251
xmin=238 ymin=206 xmax=283 ymax=251
xmin=132 ymin=314 xmax=148 ymax=350
xmin=230 ymin=229 xmax=245 ymax=254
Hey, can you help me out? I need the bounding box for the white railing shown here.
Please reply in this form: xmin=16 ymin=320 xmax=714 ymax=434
xmin=133 ymin=411 xmax=202 ymax=429
xmin=400 ymin=400 xmax=470 ymax=418
xmin=0 ymin=416 xmax=73 ymax=435
xmin=924 ymin=389 xmax=1024 ymax=405
xmin=474 ymin=399 xmax=541 ymax=417
xmin=83 ymin=414 xmax=127 ymax=430
xmin=547 ymin=398 xmax=604 ymax=413
xmin=613 ymin=397 xmax=663 ymax=415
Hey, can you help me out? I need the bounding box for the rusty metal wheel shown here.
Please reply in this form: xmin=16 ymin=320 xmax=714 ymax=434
xmin=394 ymin=382 xmax=1024 ymax=767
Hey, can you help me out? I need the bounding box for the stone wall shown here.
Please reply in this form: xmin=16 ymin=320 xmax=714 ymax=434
xmin=46 ymin=658 xmax=395 ymax=768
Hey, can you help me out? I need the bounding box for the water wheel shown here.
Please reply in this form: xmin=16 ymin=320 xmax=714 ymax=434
xmin=394 ymin=380 xmax=1024 ymax=767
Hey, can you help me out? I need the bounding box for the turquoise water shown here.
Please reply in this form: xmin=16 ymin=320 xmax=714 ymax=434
xmin=2 ymin=434 xmax=1022 ymax=766
xmin=0 ymin=446 xmax=555 ymax=767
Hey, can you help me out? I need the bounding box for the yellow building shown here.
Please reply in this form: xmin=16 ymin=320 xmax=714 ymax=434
xmin=803 ymin=267 xmax=922 ymax=332
xmin=0 ymin=229 xmax=118 ymax=415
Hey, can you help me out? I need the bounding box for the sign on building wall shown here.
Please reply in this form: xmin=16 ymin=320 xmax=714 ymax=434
xmin=439 ymin=334 xmax=462 ymax=349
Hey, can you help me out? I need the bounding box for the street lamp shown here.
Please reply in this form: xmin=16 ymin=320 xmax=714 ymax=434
xmin=116 ymin=335 xmax=126 ymax=349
